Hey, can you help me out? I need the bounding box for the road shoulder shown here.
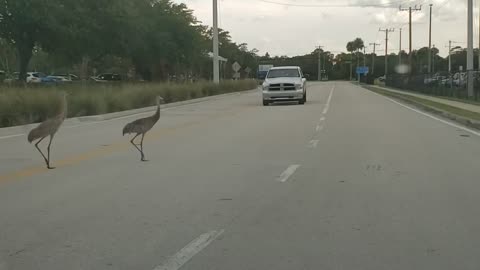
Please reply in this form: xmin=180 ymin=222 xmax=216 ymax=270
xmin=0 ymin=88 xmax=259 ymax=139
xmin=361 ymin=84 xmax=480 ymax=130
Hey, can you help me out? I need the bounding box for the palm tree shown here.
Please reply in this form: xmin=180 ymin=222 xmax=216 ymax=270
xmin=346 ymin=38 xmax=365 ymax=80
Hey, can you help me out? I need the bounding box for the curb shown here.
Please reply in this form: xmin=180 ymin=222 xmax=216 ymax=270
xmin=364 ymin=85 xmax=480 ymax=130
xmin=0 ymin=88 xmax=259 ymax=138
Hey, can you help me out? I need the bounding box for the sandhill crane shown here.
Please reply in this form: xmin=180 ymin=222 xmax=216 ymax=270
xmin=28 ymin=92 xmax=68 ymax=169
xmin=123 ymin=96 xmax=164 ymax=161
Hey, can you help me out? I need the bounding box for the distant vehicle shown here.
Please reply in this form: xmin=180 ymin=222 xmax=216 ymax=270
xmin=424 ymin=73 xmax=448 ymax=86
xmin=257 ymin=64 xmax=274 ymax=81
xmin=91 ymin=73 xmax=122 ymax=82
xmin=50 ymin=74 xmax=79 ymax=82
xmin=377 ymin=76 xmax=386 ymax=82
xmin=453 ymin=72 xmax=467 ymax=87
xmin=47 ymin=76 xmax=71 ymax=83
xmin=261 ymin=66 xmax=307 ymax=106
xmin=26 ymin=72 xmax=45 ymax=83
xmin=3 ymin=72 xmax=19 ymax=83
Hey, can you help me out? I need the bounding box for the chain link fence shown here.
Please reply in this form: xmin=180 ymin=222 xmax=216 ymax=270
xmin=383 ymin=73 xmax=480 ymax=101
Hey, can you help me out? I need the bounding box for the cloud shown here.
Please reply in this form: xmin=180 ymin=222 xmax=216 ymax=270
xmin=175 ymin=0 xmax=469 ymax=57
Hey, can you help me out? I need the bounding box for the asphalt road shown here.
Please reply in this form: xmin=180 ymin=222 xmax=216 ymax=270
xmin=1 ymin=81 xmax=480 ymax=270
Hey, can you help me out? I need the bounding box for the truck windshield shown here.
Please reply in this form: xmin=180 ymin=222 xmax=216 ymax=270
xmin=267 ymin=69 xmax=300 ymax=78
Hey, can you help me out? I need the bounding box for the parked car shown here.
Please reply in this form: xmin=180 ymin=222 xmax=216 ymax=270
xmin=452 ymin=72 xmax=467 ymax=87
xmin=91 ymin=73 xmax=122 ymax=82
xmin=261 ymin=66 xmax=307 ymax=106
xmin=50 ymin=74 xmax=80 ymax=82
xmin=3 ymin=72 xmax=19 ymax=83
xmin=424 ymin=73 xmax=448 ymax=86
xmin=26 ymin=72 xmax=45 ymax=83
xmin=46 ymin=75 xmax=71 ymax=83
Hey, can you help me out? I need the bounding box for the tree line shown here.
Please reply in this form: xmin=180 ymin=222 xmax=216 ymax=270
xmin=259 ymin=38 xmax=476 ymax=80
xmin=0 ymin=2 xmax=475 ymax=83
xmin=0 ymin=0 xmax=259 ymax=81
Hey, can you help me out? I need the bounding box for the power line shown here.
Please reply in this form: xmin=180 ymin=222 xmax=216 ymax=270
xmin=436 ymin=0 xmax=451 ymax=13
xmin=258 ymin=0 xmax=411 ymax=8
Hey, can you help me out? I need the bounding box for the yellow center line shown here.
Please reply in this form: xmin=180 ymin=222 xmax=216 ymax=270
xmin=0 ymin=107 xmax=248 ymax=184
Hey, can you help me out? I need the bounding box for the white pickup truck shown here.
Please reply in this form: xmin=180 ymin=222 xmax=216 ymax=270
xmin=261 ymin=66 xmax=307 ymax=106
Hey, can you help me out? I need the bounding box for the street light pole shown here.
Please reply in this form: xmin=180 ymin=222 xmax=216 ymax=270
xmin=428 ymin=4 xmax=433 ymax=74
xmin=399 ymin=28 xmax=402 ymax=65
xmin=212 ymin=0 xmax=220 ymax=84
xmin=317 ymin=45 xmax=323 ymax=81
xmin=467 ymin=0 xmax=474 ymax=97
xmin=448 ymin=40 xmax=452 ymax=73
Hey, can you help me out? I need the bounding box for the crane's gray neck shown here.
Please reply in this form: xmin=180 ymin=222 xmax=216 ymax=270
xmin=60 ymin=95 xmax=68 ymax=119
xmin=154 ymin=102 xmax=160 ymax=120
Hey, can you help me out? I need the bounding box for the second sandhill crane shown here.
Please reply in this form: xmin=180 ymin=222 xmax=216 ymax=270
xmin=123 ymin=96 xmax=164 ymax=161
xmin=28 ymin=92 xmax=68 ymax=169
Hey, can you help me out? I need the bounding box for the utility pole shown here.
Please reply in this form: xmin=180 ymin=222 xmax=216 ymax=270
xmin=379 ymin=28 xmax=394 ymax=79
xmin=323 ymin=52 xmax=326 ymax=74
xmin=468 ymin=0 xmax=474 ymax=97
xmin=400 ymin=5 xmax=422 ymax=73
xmin=212 ymin=0 xmax=220 ymax=84
xmin=358 ymin=47 xmax=367 ymax=83
xmin=369 ymin=42 xmax=380 ymax=75
xmin=363 ymin=47 xmax=366 ymax=67
xmin=356 ymin=49 xmax=360 ymax=82
xmin=428 ymin=4 xmax=433 ymax=74
xmin=317 ymin=45 xmax=324 ymax=81
xmin=399 ymin=28 xmax=402 ymax=65
xmin=349 ymin=61 xmax=353 ymax=81
xmin=432 ymin=44 xmax=436 ymax=73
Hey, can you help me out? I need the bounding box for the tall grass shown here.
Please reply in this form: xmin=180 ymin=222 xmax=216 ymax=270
xmin=0 ymin=80 xmax=257 ymax=128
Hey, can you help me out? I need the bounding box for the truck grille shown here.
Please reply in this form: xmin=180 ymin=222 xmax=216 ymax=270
xmin=269 ymin=83 xmax=296 ymax=91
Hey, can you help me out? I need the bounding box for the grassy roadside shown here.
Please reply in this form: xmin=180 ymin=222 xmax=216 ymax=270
xmin=373 ymin=86 xmax=480 ymax=107
xmin=363 ymin=85 xmax=480 ymax=125
xmin=0 ymin=80 xmax=258 ymax=128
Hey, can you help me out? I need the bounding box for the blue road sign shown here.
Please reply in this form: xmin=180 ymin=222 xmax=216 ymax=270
xmin=356 ymin=66 xmax=369 ymax=75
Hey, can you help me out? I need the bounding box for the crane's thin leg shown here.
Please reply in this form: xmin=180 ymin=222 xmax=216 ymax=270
xmin=130 ymin=134 xmax=142 ymax=160
xmin=140 ymin=133 xmax=148 ymax=162
xmin=46 ymin=135 xmax=55 ymax=169
xmin=34 ymin=137 xmax=49 ymax=168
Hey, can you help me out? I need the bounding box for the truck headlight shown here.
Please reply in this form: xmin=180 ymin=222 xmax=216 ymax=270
xmin=295 ymin=83 xmax=302 ymax=90
xmin=262 ymin=84 xmax=269 ymax=91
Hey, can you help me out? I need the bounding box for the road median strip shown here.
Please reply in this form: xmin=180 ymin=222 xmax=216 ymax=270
xmin=363 ymin=85 xmax=480 ymax=130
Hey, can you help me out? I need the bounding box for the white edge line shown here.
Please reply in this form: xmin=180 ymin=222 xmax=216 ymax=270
xmin=277 ymin=165 xmax=301 ymax=183
xmin=0 ymin=134 xmax=25 ymax=140
xmin=153 ymin=229 xmax=225 ymax=270
xmin=368 ymin=90 xmax=480 ymax=137
xmin=309 ymin=140 xmax=320 ymax=148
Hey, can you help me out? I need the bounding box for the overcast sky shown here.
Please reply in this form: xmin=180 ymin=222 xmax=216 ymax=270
xmin=174 ymin=0 xmax=474 ymax=57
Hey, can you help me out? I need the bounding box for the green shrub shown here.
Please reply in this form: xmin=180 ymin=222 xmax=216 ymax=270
xmin=0 ymin=80 xmax=257 ymax=128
